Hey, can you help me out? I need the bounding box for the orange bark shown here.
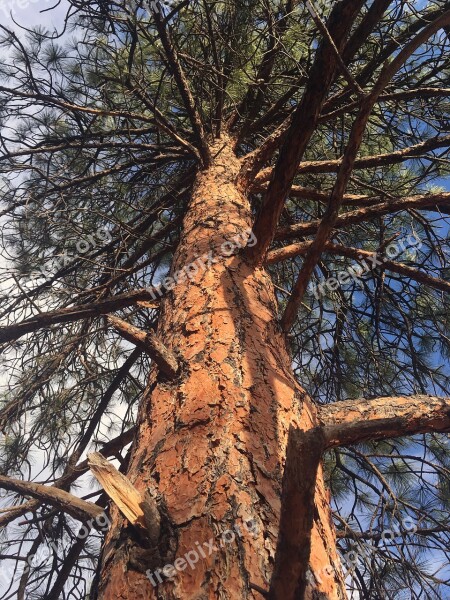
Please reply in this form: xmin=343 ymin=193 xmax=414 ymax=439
xmin=95 ymin=137 xmax=346 ymax=599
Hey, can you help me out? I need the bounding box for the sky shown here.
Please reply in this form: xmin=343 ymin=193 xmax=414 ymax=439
xmin=0 ymin=7 xmax=115 ymax=598
xmin=0 ymin=0 xmax=69 ymax=34
xmin=0 ymin=2 xmax=449 ymax=598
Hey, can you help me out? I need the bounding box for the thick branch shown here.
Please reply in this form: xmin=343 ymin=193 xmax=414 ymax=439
xmin=245 ymin=0 xmax=364 ymax=264
xmin=107 ymin=315 xmax=179 ymax=379
xmin=275 ymin=192 xmax=450 ymax=241
xmin=341 ymin=0 xmax=392 ymax=64
xmin=280 ymin=8 xmax=450 ymax=331
xmin=305 ymin=0 xmax=364 ymax=97
xmin=267 ymin=241 xmax=450 ymax=295
xmin=268 ymin=426 xmax=326 ymax=600
xmin=318 ymin=395 xmax=450 ymax=447
xmin=254 ymin=133 xmax=450 ymax=184
xmin=252 ymin=182 xmax=372 ymax=206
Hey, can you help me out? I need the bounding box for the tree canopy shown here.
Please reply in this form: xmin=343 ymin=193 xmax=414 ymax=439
xmin=0 ymin=0 xmax=449 ymax=598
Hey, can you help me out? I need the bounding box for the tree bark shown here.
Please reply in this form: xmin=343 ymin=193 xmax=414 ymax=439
xmin=95 ymin=136 xmax=346 ymax=599
xmin=319 ymin=395 xmax=450 ymax=446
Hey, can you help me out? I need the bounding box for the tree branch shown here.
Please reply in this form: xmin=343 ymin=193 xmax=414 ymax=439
xmin=0 ymin=475 xmax=104 ymax=522
xmin=341 ymin=0 xmax=392 ymax=64
xmin=245 ymin=0 xmax=365 ymax=264
xmin=305 ymin=0 xmax=364 ymax=97
xmin=318 ymin=395 xmax=450 ymax=448
xmin=65 ymin=348 xmax=142 ymax=471
xmin=267 ymin=240 xmax=450 ymax=295
xmin=254 ymin=133 xmax=450 ymax=183
xmin=252 ymin=181 xmax=372 ymax=206
xmin=336 ymin=524 xmax=450 ymax=541
xmin=0 ymin=427 xmax=136 ymax=529
xmin=0 ymin=289 xmax=160 ymax=346
xmin=152 ymin=3 xmax=211 ymax=166
xmin=274 ymin=192 xmax=450 ymax=241
xmin=280 ymin=7 xmax=450 ymax=330
xmin=321 ymin=87 xmax=450 ymax=122
xmin=107 ymin=315 xmax=179 ymax=379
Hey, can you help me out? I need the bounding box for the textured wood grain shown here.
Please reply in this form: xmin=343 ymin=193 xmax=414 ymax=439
xmin=88 ymin=452 xmax=146 ymax=529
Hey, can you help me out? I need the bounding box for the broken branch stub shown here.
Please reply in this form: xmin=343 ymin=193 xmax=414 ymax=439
xmin=87 ymin=452 xmax=160 ymax=540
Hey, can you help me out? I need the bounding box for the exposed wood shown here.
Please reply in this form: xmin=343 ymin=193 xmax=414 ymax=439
xmin=88 ymin=452 xmax=160 ymax=539
xmin=107 ymin=315 xmax=179 ymax=379
xmin=0 ymin=474 xmax=103 ymax=522
xmin=88 ymin=452 xmax=146 ymax=528
xmin=318 ymin=395 xmax=450 ymax=447
xmin=137 ymin=300 xmax=161 ymax=309
xmin=0 ymin=427 xmax=136 ymax=529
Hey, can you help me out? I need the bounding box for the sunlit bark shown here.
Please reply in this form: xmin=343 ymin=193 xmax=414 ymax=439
xmin=95 ymin=137 xmax=346 ymax=599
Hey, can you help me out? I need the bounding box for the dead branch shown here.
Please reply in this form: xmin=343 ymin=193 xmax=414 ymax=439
xmin=0 ymin=475 xmax=103 ymax=522
xmin=0 ymin=289 xmax=160 ymax=346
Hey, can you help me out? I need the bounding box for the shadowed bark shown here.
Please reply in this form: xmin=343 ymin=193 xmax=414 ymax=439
xmin=269 ymin=427 xmax=327 ymax=599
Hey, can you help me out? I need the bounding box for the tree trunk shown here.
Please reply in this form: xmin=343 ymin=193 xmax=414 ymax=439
xmin=95 ymin=136 xmax=347 ymax=599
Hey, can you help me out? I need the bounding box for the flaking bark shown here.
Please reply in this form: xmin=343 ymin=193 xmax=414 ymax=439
xmin=95 ymin=136 xmax=347 ymax=600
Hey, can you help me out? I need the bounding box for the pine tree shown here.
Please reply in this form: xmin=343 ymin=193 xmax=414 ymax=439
xmin=0 ymin=1 xmax=449 ymax=598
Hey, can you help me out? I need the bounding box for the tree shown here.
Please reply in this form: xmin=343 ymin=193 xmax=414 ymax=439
xmin=0 ymin=0 xmax=449 ymax=598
